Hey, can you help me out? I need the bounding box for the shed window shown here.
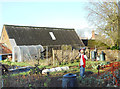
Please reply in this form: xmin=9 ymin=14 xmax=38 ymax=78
xmin=49 ymin=32 xmax=56 ymax=40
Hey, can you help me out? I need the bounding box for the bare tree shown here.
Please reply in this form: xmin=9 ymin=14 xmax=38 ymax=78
xmin=87 ymin=0 xmax=119 ymax=47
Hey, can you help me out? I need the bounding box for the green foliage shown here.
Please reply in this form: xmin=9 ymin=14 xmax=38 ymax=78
xmin=38 ymin=65 xmax=48 ymax=69
xmin=86 ymin=61 xmax=107 ymax=70
xmin=2 ymin=58 xmax=118 ymax=87
xmin=28 ymin=84 xmax=32 ymax=87
xmin=29 ymin=65 xmax=42 ymax=75
xmin=59 ymin=61 xmax=79 ymax=67
xmin=2 ymin=60 xmax=32 ymax=67
xmin=43 ymin=76 xmax=51 ymax=87
xmin=88 ymin=40 xmax=110 ymax=49
xmin=44 ymin=82 xmax=47 ymax=87
xmin=111 ymin=46 xmax=119 ymax=50
xmin=77 ymin=76 xmax=104 ymax=87
xmin=11 ymin=72 xmax=29 ymax=76
xmin=2 ymin=59 xmax=108 ymax=78
xmin=1 ymin=59 xmax=11 ymax=65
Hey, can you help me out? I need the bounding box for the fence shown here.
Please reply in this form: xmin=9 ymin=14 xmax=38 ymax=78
xmin=45 ymin=45 xmax=81 ymax=66
xmin=51 ymin=48 xmax=79 ymax=66
xmin=89 ymin=49 xmax=120 ymax=61
xmin=12 ymin=44 xmax=83 ymax=66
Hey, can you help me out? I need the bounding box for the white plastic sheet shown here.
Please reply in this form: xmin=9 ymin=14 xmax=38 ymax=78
xmin=42 ymin=66 xmax=69 ymax=74
xmin=12 ymin=45 xmax=44 ymax=62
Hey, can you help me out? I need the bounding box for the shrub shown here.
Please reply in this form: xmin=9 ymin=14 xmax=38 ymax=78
xmin=111 ymin=46 xmax=119 ymax=50
xmin=77 ymin=76 xmax=103 ymax=87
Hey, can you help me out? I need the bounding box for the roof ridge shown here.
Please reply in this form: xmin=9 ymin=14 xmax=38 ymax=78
xmin=4 ymin=24 xmax=74 ymax=30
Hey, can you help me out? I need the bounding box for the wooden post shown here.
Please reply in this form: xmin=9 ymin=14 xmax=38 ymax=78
xmin=0 ymin=63 xmax=2 ymax=88
xmin=72 ymin=49 xmax=75 ymax=60
xmin=97 ymin=65 xmax=100 ymax=75
xmin=62 ymin=49 xmax=63 ymax=63
xmin=52 ymin=48 xmax=55 ymax=66
xmin=21 ymin=49 xmax=23 ymax=62
xmin=12 ymin=46 xmax=15 ymax=62
xmin=46 ymin=46 xmax=48 ymax=65
xmin=38 ymin=49 xmax=41 ymax=65
xmin=69 ymin=50 xmax=71 ymax=62
xmin=19 ymin=46 xmax=21 ymax=62
xmin=56 ymin=50 xmax=57 ymax=66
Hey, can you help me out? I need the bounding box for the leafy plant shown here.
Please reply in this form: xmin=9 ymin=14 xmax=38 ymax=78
xmin=2 ymin=60 xmax=32 ymax=67
xmin=43 ymin=76 xmax=51 ymax=87
xmin=111 ymin=46 xmax=119 ymax=50
xmin=29 ymin=64 xmax=42 ymax=75
xmin=28 ymin=84 xmax=34 ymax=89
xmin=77 ymin=76 xmax=104 ymax=87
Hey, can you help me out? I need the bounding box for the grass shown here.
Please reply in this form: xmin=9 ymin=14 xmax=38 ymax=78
xmin=1 ymin=58 xmax=50 ymax=67
xmin=1 ymin=60 xmax=32 ymax=67
xmin=3 ymin=72 xmax=30 ymax=77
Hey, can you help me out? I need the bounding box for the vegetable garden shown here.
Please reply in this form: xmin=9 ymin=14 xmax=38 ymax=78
xmin=1 ymin=45 xmax=120 ymax=88
xmin=1 ymin=59 xmax=120 ymax=88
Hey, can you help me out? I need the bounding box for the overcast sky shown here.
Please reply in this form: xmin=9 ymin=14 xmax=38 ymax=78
xmin=0 ymin=0 xmax=98 ymax=38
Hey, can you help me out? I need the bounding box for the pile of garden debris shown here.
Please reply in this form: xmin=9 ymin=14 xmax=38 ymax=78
xmin=2 ymin=64 xmax=9 ymax=75
xmin=1 ymin=64 xmax=33 ymax=75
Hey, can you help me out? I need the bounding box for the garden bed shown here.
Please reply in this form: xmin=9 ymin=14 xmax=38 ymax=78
xmin=2 ymin=60 xmax=120 ymax=87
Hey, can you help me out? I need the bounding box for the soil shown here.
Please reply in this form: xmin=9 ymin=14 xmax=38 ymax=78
xmin=2 ymin=63 xmax=120 ymax=87
xmin=2 ymin=64 xmax=95 ymax=87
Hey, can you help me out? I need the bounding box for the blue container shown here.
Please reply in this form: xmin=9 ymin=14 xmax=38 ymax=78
xmin=62 ymin=73 xmax=77 ymax=88
xmin=0 ymin=55 xmax=2 ymax=61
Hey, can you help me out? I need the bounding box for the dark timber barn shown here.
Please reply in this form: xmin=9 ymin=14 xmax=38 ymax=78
xmin=1 ymin=24 xmax=84 ymax=51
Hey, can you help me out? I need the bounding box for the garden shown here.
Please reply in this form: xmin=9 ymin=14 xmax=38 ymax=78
xmin=1 ymin=58 xmax=120 ymax=88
